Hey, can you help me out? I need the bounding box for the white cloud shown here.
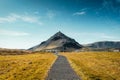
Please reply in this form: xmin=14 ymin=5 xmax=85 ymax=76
xmin=73 ymin=11 xmax=86 ymax=16
xmin=73 ymin=8 xmax=88 ymax=16
xmin=0 ymin=13 xmax=42 ymax=25
xmin=0 ymin=29 xmax=29 ymax=36
xmin=0 ymin=15 xmax=16 ymax=23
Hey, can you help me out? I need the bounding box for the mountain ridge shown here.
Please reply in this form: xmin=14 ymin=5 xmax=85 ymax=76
xmin=29 ymin=31 xmax=120 ymax=52
xmin=85 ymin=41 xmax=120 ymax=49
xmin=29 ymin=31 xmax=83 ymax=51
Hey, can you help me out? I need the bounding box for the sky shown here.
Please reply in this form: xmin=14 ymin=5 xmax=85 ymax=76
xmin=0 ymin=0 xmax=120 ymax=49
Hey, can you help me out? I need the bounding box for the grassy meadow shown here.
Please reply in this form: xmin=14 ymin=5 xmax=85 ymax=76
xmin=61 ymin=52 xmax=120 ymax=80
xmin=0 ymin=53 xmax=57 ymax=80
xmin=0 ymin=50 xmax=120 ymax=80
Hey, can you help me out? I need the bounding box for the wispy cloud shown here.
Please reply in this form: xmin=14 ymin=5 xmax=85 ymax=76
xmin=100 ymin=0 xmax=118 ymax=15
xmin=69 ymin=32 xmax=116 ymax=39
xmin=0 ymin=13 xmax=42 ymax=25
xmin=0 ymin=29 xmax=29 ymax=36
xmin=99 ymin=33 xmax=115 ymax=39
xmin=73 ymin=11 xmax=86 ymax=16
xmin=96 ymin=0 xmax=120 ymax=24
xmin=47 ymin=10 xmax=56 ymax=19
xmin=0 ymin=15 xmax=16 ymax=23
xmin=73 ymin=8 xmax=87 ymax=16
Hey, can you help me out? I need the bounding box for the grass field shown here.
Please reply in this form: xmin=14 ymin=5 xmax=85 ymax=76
xmin=62 ymin=52 xmax=120 ymax=80
xmin=0 ymin=53 xmax=57 ymax=80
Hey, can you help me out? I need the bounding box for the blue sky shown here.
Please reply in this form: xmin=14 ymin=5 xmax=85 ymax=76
xmin=0 ymin=0 xmax=120 ymax=49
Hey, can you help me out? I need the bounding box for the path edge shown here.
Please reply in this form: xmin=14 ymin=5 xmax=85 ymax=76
xmin=45 ymin=54 xmax=58 ymax=80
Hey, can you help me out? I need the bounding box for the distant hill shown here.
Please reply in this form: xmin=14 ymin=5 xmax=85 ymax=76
xmin=29 ymin=31 xmax=83 ymax=52
xmin=0 ymin=48 xmax=31 ymax=55
xmin=85 ymin=41 xmax=120 ymax=49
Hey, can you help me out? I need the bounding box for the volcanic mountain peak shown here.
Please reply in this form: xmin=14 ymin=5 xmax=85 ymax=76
xmin=29 ymin=31 xmax=83 ymax=52
xmin=49 ymin=31 xmax=69 ymax=40
xmin=54 ymin=31 xmax=64 ymax=36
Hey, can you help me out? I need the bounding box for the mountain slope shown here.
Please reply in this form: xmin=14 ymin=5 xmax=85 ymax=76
xmin=29 ymin=31 xmax=83 ymax=51
xmin=85 ymin=41 xmax=120 ymax=49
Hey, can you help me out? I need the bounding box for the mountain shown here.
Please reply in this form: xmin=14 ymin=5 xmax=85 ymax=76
xmin=85 ymin=41 xmax=120 ymax=49
xmin=29 ymin=31 xmax=83 ymax=52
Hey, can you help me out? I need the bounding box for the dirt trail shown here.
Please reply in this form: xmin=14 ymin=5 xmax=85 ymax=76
xmin=46 ymin=55 xmax=81 ymax=80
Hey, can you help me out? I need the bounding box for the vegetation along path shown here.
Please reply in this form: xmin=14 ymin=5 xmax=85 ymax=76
xmin=46 ymin=55 xmax=81 ymax=80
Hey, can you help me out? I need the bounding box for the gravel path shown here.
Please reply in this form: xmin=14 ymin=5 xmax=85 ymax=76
xmin=46 ymin=55 xmax=81 ymax=80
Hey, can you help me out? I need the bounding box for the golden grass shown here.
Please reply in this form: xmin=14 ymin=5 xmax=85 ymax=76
xmin=0 ymin=53 xmax=57 ymax=80
xmin=61 ymin=52 xmax=120 ymax=80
